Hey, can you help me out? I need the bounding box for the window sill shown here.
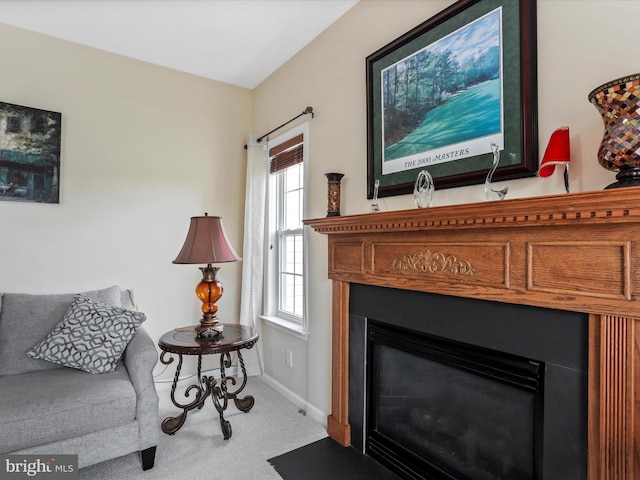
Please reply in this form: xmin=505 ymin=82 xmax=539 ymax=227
xmin=260 ymin=315 xmax=309 ymax=341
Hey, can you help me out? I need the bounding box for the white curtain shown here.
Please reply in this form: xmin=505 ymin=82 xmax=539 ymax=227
xmin=238 ymin=135 xmax=268 ymax=376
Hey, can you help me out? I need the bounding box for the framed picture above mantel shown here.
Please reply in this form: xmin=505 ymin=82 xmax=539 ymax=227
xmin=366 ymin=0 xmax=538 ymax=199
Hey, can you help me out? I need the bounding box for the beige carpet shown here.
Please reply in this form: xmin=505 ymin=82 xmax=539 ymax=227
xmin=79 ymin=377 xmax=327 ymax=480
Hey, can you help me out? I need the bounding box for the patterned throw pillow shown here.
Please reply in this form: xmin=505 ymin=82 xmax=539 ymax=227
xmin=27 ymin=294 xmax=146 ymax=374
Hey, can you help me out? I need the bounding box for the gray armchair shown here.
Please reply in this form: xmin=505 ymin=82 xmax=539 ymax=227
xmin=0 ymin=286 xmax=160 ymax=470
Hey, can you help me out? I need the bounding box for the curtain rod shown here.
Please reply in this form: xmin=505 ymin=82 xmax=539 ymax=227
xmin=243 ymin=106 xmax=314 ymax=149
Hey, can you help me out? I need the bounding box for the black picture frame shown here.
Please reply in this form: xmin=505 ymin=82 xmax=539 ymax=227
xmin=366 ymin=0 xmax=537 ymax=199
xmin=0 ymin=101 xmax=62 ymax=204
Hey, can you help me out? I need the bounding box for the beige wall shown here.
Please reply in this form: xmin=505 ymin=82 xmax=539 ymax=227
xmin=0 ymin=23 xmax=251 ymax=380
xmin=253 ymin=0 xmax=635 ymax=420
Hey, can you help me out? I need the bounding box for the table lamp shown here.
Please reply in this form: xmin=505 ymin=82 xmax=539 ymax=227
xmin=173 ymin=213 xmax=240 ymax=337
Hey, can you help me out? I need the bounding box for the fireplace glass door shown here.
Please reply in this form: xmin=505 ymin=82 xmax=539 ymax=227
xmin=367 ymin=322 xmax=543 ymax=480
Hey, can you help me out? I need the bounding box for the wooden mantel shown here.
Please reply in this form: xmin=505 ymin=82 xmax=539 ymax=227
xmin=305 ymin=187 xmax=640 ymax=480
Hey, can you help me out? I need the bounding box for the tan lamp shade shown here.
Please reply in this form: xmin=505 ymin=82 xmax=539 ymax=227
xmin=173 ymin=214 xmax=240 ymax=265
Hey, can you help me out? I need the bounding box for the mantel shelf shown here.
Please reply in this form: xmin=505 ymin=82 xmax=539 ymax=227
xmin=305 ymin=187 xmax=640 ymax=234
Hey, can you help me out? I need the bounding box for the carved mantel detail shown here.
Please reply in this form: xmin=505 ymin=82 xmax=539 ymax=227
xmin=391 ymin=250 xmax=480 ymax=276
xmin=305 ymin=187 xmax=640 ymax=480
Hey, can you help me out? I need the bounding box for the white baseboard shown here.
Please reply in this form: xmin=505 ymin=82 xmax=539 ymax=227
xmin=258 ymin=374 xmax=327 ymax=428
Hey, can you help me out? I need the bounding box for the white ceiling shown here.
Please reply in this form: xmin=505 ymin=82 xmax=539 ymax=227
xmin=0 ymin=0 xmax=358 ymax=89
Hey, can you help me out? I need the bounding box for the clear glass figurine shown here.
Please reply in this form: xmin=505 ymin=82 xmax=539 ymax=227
xmin=370 ymin=179 xmax=380 ymax=213
xmin=414 ymin=170 xmax=434 ymax=208
xmin=484 ymin=143 xmax=509 ymax=201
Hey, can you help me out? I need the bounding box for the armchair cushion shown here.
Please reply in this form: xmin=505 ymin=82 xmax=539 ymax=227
xmin=27 ymin=294 xmax=146 ymax=374
xmin=0 ymin=363 xmax=136 ymax=453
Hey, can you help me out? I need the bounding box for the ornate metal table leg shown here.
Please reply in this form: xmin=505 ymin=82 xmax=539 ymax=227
xmin=160 ymin=351 xmax=209 ymax=435
xmin=205 ymin=375 xmax=232 ymax=439
xmin=196 ymin=355 xmax=205 ymax=410
xmin=226 ymin=350 xmax=255 ymax=412
xmin=207 ymin=353 xmax=233 ymax=439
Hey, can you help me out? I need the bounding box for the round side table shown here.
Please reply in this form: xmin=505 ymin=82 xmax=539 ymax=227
xmin=158 ymin=324 xmax=258 ymax=439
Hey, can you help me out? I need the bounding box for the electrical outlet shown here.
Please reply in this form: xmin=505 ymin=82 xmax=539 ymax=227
xmin=286 ymin=349 xmax=293 ymax=368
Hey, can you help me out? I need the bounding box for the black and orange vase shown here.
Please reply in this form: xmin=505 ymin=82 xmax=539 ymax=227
xmin=325 ymin=172 xmax=344 ymax=217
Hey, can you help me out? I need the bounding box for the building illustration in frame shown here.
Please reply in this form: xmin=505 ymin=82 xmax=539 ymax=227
xmin=0 ymin=101 xmax=61 ymax=204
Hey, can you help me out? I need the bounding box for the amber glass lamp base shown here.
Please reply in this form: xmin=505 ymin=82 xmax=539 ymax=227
xmin=195 ymin=265 xmax=224 ymax=337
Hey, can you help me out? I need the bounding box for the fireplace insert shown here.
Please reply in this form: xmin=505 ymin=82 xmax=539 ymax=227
xmin=367 ymin=321 xmax=543 ymax=479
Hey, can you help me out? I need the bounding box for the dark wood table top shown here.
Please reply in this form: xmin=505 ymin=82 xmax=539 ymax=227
xmin=158 ymin=324 xmax=258 ymax=355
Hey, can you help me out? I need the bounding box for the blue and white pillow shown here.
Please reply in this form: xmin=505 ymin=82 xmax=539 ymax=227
xmin=27 ymin=294 xmax=146 ymax=374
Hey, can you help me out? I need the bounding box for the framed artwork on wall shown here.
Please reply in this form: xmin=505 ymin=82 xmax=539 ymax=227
xmin=0 ymin=101 xmax=62 ymax=204
xmin=366 ymin=0 xmax=538 ymax=199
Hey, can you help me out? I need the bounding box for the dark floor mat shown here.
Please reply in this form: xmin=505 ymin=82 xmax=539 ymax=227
xmin=268 ymin=437 xmax=400 ymax=480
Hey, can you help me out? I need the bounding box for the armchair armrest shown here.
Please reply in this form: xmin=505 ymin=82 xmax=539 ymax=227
xmin=123 ymin=326 xmax=160 ymax=450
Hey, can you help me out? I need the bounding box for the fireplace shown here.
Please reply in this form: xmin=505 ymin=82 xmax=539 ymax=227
xmin=305 ymin=188 xmax=640 ymax=479
xmin=349 ymin=285 xmax=587 ymax=479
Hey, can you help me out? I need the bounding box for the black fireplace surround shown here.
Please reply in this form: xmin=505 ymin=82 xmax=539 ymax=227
xmin=348 ymin=284 xmax=588 ymax=480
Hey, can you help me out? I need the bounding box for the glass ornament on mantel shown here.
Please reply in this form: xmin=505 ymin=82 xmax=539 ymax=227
xmin=413 ymin=170 xmax=435 ymax=208
xmin=484 ymin=143 xmax=509 ymax=201
xmin=370 ymin=179 xmax=380 ymax=213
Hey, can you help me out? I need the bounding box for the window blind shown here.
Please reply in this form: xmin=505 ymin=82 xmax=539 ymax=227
xmin=269 ymin=134 xmax=303 ymax=174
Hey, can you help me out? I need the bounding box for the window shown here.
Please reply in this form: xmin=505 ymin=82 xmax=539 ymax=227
xmin=30 ymin=116 xmax=46 ymax=134
xmin=6 ymin=116 xmax=23 ymax=133
xmin=263 ymin=125 xmax=308 ymax=338
xmin=278 ymin=162 xmax=304 ymax=317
